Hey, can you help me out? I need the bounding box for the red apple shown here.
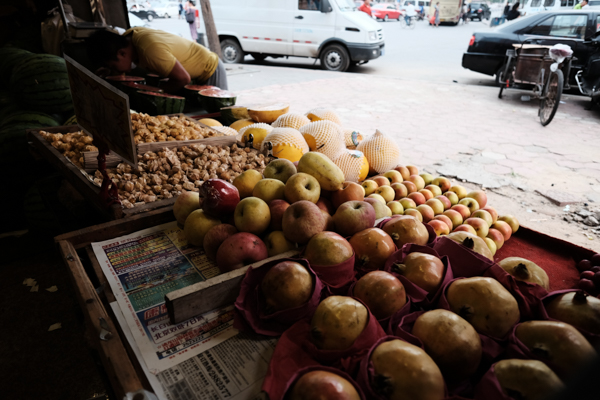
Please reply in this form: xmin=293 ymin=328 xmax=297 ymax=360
xmin=408 ymin=192 xmax=426 ymax=206
xmin=406 ymin=165 xmax=419 ymax=176
xmin=435 ymin=195 xmax=452 ymax=210
xmin=419 ymin=189 xmax=434 ymax=201
xmin=443 ymin=209 xmax=464 ymax=228
xmin=432 ymin=177 xmax=452 ymax=192
xmin=428 ymin=219 xmax=450 ymax=236
xmin=424 ymin=184 xmax=442 ymax=197
xmin=331 ymin=182 xmax=365 ymax=209
xmin=393 ymin=165 xmax=410 ymax=180
xmin=482 ymin=206 xmax=498 ymax=223
xmin=269 ymin=199 xmax=291 ymax=231
xmin=402 ymin=180 xmax=418 ymax=194
xmin=492 ymin=220 xmax=512 ymax=241
xmin=471 ymin=209 xmax=493 ymax=227
xmin=408 ymin=174 xmax=425 ymax=190
xmin=200 ymin=179 xmax=240 ymax=218
xmin=451 ymin=204 xmax=471 ymax=220
xmin=434 ymin=214 xmax=453 ymax=230
xmin=391 ymin=182 xmax=408 ymax=200
xmin=498 ymin=215 xmax=520 ymax=234
xmin=458 ymin=197 xmax=480 ymax=214
xmin=321 ymin=210 xmax=336 ymax=231
xmin=417 ymin=204 xmax=435 ymax=223
xmin=404 ymin=208 xmax=423 ymax=222
xmin=373 ymin=176 xmax=390 ymax=187
xmin=487 ymin=228 xmax=505 ymax=250
xmin=464 ymin=217 xmax=489 ymax=238
xmin=453 ymin=224 xmax=477 ymax=235
xmin=333 ymin=201 xmax=376 ymax=237
xmin=216 ymin=232 xmax=268 ymax=271
xmin=282 ymin=200 xmax=327 ymax=244
xmin=203 ymin=224 xmax=238 ymax=261
xmin=466 ymin=190 xmax=488 ymax=209
xmin=316 ymin=197 xmax=334 ymax=215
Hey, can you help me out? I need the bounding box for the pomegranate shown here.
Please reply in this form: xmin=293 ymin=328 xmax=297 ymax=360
xmin=392 ymin=252 xmax=445 ymax=293
xmin=412 ymin=309 xmax=482 ymax=382
xmin=304 ymin=232 xmax=353 ymax=266
xmin=446 ymin=277 xmax=520 ymax=338
xmin=289 ymin=370 xmax=361 ymax=400
xmin=492 ymin=359 xmax=564 ymax=400
xmin=354 ymin=271 xmax=407 ymax=320
xmin=515 ymin=320 xmax=597 ymax=380
xmin=349 ymin=228 xmax=396 ymax=271
xmin=498 ymin=257 xmax=549 ymax=290
xmin=445 ymin=231 xmax=493 ymax=261
xmin=261 ymin=261 xmax=313 ymax=314
xmin=545 ymin=291 xmax=600 ymax=334
xmin=382 ymin=215 xmax=429 ymax=248
xmin=310 ymin=296 xmax=368 ymax=351
xmin=371 ymin=339 xmax=445 ymax=400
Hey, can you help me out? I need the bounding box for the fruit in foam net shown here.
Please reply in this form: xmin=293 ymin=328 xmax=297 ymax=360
xmin=289 ymin=370 xmax=361 ymax=400
xmin=239 ymin=123 xmax=273 ymax=150
xmin=263 ymin=158 xmax=297 ymax=183
xmin=264 ymin=230 xmax=296 ymax=257
xmin=198 ymin=118 xmax=222 ymax=127
xmin=492 ymin=359 xmax=564 ymax=400
xmin=232 ymin=169 xmax=263 ymax=199
xmin=184 ymin=209 xmax=221 ymax=246
xmin=371 ymin=339 xmax=445 ymax=400
xmin=173 ymin=191 xmax=201 ymax=226
xmin=233 ymin=197 xmax=271 ymax=235
xmin=261 ymin=261 xmax=313 ymax=313
xmin=412 ymin=309 xmax=482 ymax=382
xmin=447 ymin=277 xmax=520 ymax=338
xmin=392 ymin=252 xmax=445 ymax=293
xmin=343 ymin=128 xmax=364 ymax=149
xmin=203 ymin=224 xmax=238 ymax=261
xmin=333 ymin=201 xmax=376 ymax=237
xmin=310 ymin=296 xmax=368 ymax=350
xmin=446 ymin=231 xmax=493 ymax=260
xmin=356 ymin=129 xmax=401 ymax=174
xmin=252 ymin=178 xmax=285 ymax=204
xmin=349 ymin=228 xmax=396 ymax=272
xmin=282 ymin=200 xmax=326 ymax=244
xmin=262 ymin=127 xmax=310 ymax=163
xmin=361 ymin=179 xmax=378 ymax=196
xmin=498 ymin=257 xmax=549 ymax=290
xmin=216 ymin=232 xmax=268 ymax=272
xmin=199 ymin=179 xmax=241 ymax=218
xmin=297 ymin=152 xmax=345 ymax=191
xmin=354 ymin=271 xmax=407 ymax=320
xmin=545 ymin=291 xmax=600 ymax=334
xmin=284 ymin=172 xmax=321 ymax=203
xmin=304 ymin=232 xmax=354 ymax=266
xmin=383 ymin=215 xmax=429 ymax=248
xmin=247 ymin=102 xmax=290 ymax=123
xmin=305 ymin=107 xmax=342 ymax=125
xmin=299 ymin=120 xmax=346 ymax=160
xmin=331 ymin=182 xmax=365 ymax=209
xmin=332 ymin=149 xmax=370 ymax=183
xmin=269 ymin=199 xmax=290 ymax=231
xmin=271 ymin=112 xmax=311 ymax=130
xmin=364 ymin=198 xmax=392 ymax=220
xmin=229 ymin=118 xmax=254 ymax=132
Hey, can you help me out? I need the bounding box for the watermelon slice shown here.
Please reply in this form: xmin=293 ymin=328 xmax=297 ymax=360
xmin=106 ymin=75 xmax=145 ymax=92
xmin=137 ymin=91 xmax=185 ymax=115
xmin=199 ymin=89 xmax=237 ymax=113
xmin=183 ymin=84 xmax=219 ymax=106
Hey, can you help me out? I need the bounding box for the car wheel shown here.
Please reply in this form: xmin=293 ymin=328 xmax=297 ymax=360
xmin=384 ymin=14 xmax=389 ymax=21
xmin=495 ymin=65 xmax=506 ymax=86
xmin=165 ymin=13 xmax=169 ymax=18
xmin=320 ymin=44 xmax=350 ymax=72
xmin=221 ymin=39 xmax=245 ymax=64
xmin=147 ymin=14 xmax=154 ymax=21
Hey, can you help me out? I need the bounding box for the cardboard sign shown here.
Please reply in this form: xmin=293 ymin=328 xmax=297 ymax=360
xmin=64 ymin=55 xmax=136 ymax=166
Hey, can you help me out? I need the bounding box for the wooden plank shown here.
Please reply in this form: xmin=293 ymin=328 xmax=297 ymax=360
xmin=58 ymin=240 xmax=144 ymax=398
xmin=85 ymin=245 xmax=116 ymax=304
xmin=122 ymin=198 xmax=176 ymax=218
xmin=165 ymin=250 xmax=299 ymax=324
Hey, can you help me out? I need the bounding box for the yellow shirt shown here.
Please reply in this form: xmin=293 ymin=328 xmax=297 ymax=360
xmin=125 ymin=27 xmax=218 ymax=82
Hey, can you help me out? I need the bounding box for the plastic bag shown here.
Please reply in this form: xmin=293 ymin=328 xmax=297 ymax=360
xmin=549 ymin=44 xmax=573 ymax=63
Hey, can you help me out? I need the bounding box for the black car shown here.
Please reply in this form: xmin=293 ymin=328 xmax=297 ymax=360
xmin=129 ymin=7 xmax=159 ymax=21
xmin=462 ymin=10 xmax=600 ymax=84
xmin=467 ymin=2 xmax=491 ymax=21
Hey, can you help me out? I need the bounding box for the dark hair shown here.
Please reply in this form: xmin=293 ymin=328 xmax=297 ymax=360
xmin=85 ymin=30 xmax=130 ymax=67
xmin=512 ymin=2 xmax=520 ymax=10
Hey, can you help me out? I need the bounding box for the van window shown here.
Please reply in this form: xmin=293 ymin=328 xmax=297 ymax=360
xmin=530 ymin=0 xmax=542 ymax=6
xmin=299 ymin=0 xmax=320 ymax=10
xmin=543 ymin=0 xmax=555 ymax=6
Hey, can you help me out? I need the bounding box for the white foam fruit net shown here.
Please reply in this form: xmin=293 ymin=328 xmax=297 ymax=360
xmin=343 ymin=128 xmax=364 ymax=148
xmin=261 ymin=127 xmax=310 ymax=162
xmin=356 ymin=129 xmax=401 ymax=174
xmin=237 ymin=122 xmax=274 ymax=144
xmin=305 ymin=108 xmax=342 ymax=125
xmin=333 ymin=149 xmax=370 ymax=182
xmin=299 ymin=120 xmax=346 ymax=160
xmin=213 ymin=126 xmax=238 ymax=136
xmin=272 ymin=113 xmax=311 ymax=130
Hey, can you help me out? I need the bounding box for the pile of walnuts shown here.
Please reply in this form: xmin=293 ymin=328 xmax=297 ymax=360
xmin=40 ymin=130 xmax=97 ymax=169
xmin=95 ymin=143 xmax=273 ymax=209
xmin=131 ymin=113 xmax=221 ymax=144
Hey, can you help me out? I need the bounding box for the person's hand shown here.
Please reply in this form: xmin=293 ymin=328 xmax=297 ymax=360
xmin=95 ymin=67 xmax=112 ymax=78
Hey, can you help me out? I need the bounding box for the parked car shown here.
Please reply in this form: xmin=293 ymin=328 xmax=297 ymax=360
xmin=462 ymin=10 xmax=600 ymax=84
xmin=372 ymin=3 xmax=402 ymax=21
xmin=467 ymin=2 xmax=491 ymax=21
xmin=153 ymin=1 xmax=180 ymax=18
xmin=128 ymin=12 xmax=150 ymax=27
xmin=129 ymin=4 xmax=159 ymax=21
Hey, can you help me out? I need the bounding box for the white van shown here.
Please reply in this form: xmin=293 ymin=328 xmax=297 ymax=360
xmin=207 ymin=0 xmax=385 ymax=72
xmin=520 ymin=0 xmax=576 ymax=16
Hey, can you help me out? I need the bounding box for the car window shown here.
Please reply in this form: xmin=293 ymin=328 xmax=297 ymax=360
xmin=531 ymin=0 xmax=542 ymax=6
xmin=549 ymin=14 xmax=588 ymax=38
xmin=544 ymin=0 xmax=555 ymax=6
xmin=529 ymin=16 xmax=554 ymax=35
xmin=299 ymin=0 xmax=320 ymax=10
xmin=560 ymin=0 xmax=576 ymax=5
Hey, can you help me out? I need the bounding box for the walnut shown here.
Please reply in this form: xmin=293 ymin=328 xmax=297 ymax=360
xmin=182 ymin=182 xmax=195 ymax=191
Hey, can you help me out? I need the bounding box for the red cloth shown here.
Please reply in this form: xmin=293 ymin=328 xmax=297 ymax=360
xmin=358 ymin=3 xmax=372 ymax=16
xmin=474 ymin=363 xmax=513 ymax=400
xmin=310 ymin=253 xmax=357 ymax=295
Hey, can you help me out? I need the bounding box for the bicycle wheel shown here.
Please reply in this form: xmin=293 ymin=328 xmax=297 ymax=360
xmin=409 ymin=18 xmax=416 ymax=29
xmin=539 ymin=69 xmax=563 ymax=126
xmin=400 ymin=18 xmax=407 ymax=28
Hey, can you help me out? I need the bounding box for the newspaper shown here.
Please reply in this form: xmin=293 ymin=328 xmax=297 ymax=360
xmin=111 ymin=302 xmax=277 ymax=400
xmin=93 ymin=221 xmax=236 ymax=372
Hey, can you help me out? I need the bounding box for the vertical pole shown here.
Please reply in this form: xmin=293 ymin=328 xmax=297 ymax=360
xmin=199 ymin=0 xmax=223 ymax=59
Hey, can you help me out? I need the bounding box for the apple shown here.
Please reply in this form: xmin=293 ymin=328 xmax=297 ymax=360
xmin=420 ymin=173 xmax=434 ymax=185
xmin=200 ymin=179 xmax=241 ymax=218
xmin=487 ymin=228 xmax=505 ymax=250
xmin=264 ymin=230 xmax=296 ymax=257
xmin=491 ymin=220 xmax=512 ymax=241
xmin=216 ymin=232 xmax=268 ymax=272
xmin=333 ymin=201 xmax=376 ymax=237
xmin=269 ymin=199 xmax=291 ymax=231
xmin=375 ymin=186 xmax=396 ymax=203
xmin=400 ymin=197 xmax=417 ymax=210
xmin=432 ymin=177 xmax=452 ymax=192
xmin=451 ymin=204 xmax=471 ymax=220
xmin=321 ymin=209 xmax=336 ymax=231
xmin=284 ymin=172 xmax=321 ymax=203
xmin=232 ymin=169 xmax=263 ymax=199
xmin=184 ymin=209 xmax=221 ymax=246
xmin=484 ymin=237 xmax=497 ymax=256
xmin=234 ymin=197 xmax=271 ymax=235
xmin=419 ymin=189 xmax=434 ymax=201
xmin=464 ymin=217 xmax=489 ymax=238
xmin=394 ymin=165 xmax=411 ymax=180
xmin=364 ymin=197 xmax=393 ymax=220
xmin=282 ymin=200 xmax=327 ymax=244
xmin=417 ymin=204 xmax=435 ymax=223
xmin=407 ymin=165 xmax=419 ymax=176
xmin=391 ymin=183 xmax=408 ymax=200
xmin=408 ymin=174 xmax=425 ymax=190
xmin=425 ymin=198 xmax=444 ymax=215
xmin=443 ymin=209 xmax=464 ymax=228
xmin=387 ymin=201 xmax=405 ymax=215
xmin=203 ymin=224 xmax=238 ymax=261
xmin=449 ymin=185 xmax=468 ymax=199
xmin=288 ymin=370 xmax=361 ymax=400
xmin=459 ymin=197 xmax=480 ymax=214
xmin=173 ymin=191 xmax=201 ymax=225
xmin=331 ymin=182 xmax=365 ymax=209
xmin=319 ymin=189 xmax=333 ymax=200
xmin=434 ymin=214 xmax=453 ymax=230
xmin=425 ymin=184 xmax=442 ymax=197
xmin=304 ymin=231 xmax=354 ymax=266
xmin=453 ymin=224 xmax=477 ymax=235
xmin=482 ymin=206 xmax=498 ymax=223
xmin=498 ymin=215 xmax=520 ymax=234
xmin=316 ymin=197 xmax=334 ymax=215
xmin=263 ymin=158 xmax=297 ymax=183
xmin=404 ymin=208 xmax=423 ymax=222
xmin=383 ymin=170 xmax=404 ymax=184
xmin=361 ymin=179 xmax=379 ymax=196
xmin=367 ymin=193 xmax=387 ymax=204
xmin=435 ymin=195 xmax=452 ymax=210
xmin=428 ymin=219 xmax=450 ymax=236
xmin=252 ymin=178 xmax=285 ymax=204
xmin=407 ymin=192 xmax=426 ymax=206
xmin=373 ymin=176 xmax=390 ymax=187
xmin=466 ymin=190 xmax=488 ymax=209
xmin=471 ymin=209 xmax=493 ymax=227
xmin=443 ymin=191 xmax=459 ymax=206
xmin=402 ymin=180 xmax=418 ymax=194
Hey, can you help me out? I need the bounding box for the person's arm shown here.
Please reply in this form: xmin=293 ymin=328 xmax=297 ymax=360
xmin=160 ymin=60 xmax=191 ymax=93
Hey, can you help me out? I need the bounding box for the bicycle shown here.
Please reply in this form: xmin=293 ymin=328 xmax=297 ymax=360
xmin=400 ymin=15 xmax=416 ymax=29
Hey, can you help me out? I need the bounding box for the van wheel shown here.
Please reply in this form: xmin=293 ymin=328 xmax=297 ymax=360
xmin=320 ymin=44 xmax=350 ymax=72
xmin=251 ymin=53 xmax=267 ymax=61
xmin=221 ymin=39 xmax=244 ymax=64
